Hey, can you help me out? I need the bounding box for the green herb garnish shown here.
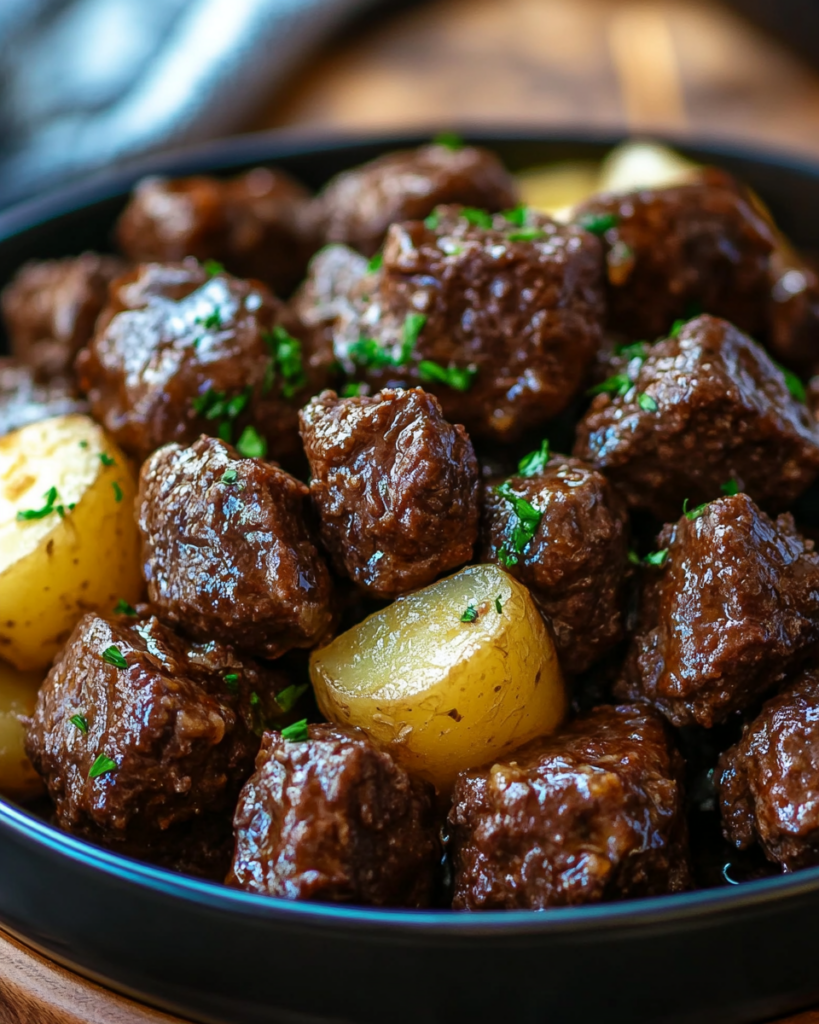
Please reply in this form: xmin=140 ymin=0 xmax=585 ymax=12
xmin=101 ymin=645 xmax=127 ymax=669
xmin=69 ymin=714 xmax=88 ymax=734
xmin=221 ymin=469 xmax=238 ymax=484
xmin=203 ymin=259 xmax=225 ymax=277
xmin=341 ymin=382 xmax=364 ymax=397
xmin=495 ymin=595 xmax=503 ymax=613
xmin=579 ymin=212 xmax=619 ymax=235
xmin=461 ymin=207 xmax=493 ymax=229
xmin=276 ymin=683 xmax=309 ymax=713
xmin=638 ymin=392 xmax=658 ymax=412
xmin=367 ymin=251 xmax=383 ymax=273
xmin=670 ymin=318 xmax=686 ymax=338
xmin=281 ymin=718 xmax=309 ymax=742
xmin=223 ymin=673 xmax=239 ymax=694
xmin=433 ymin=131 xmax=464 ymax=150
xmin=460 ymin=605 xmax=478 ymax=623
xmin=16 ymin=486 xmax=60 ymax=521
xmin=502 ymin=205 xmax=529 ymax=226
xmin=99 ymin=452 xmax=116 ymax=467
xmin=495 ymin=482 xmax=542 ymax=566
xmin=644 ymin=548 xmax=669 ymax=567
xmin=418 ymin=360 xmax=477 ymax=392
xmin=113 ymin=599 xmax=137 ymax=617
xmin=88 ymin=753 xmax=117 ymax=779
xmin=112 ymin=481 xmax=123 ymax=503
xmin=236 ymin=425 xmax=267 ymax=459
xmin=615 ymin=341 xmax=648 ymax=360
xmin=518 ymin=439 xmax=550 ymax=477
xmin=197 ymin=307 xmax=223 ymax=330
xmin=349 ymin=336 xmax=395 ymax=370
xmin=773 ymin=361 xmax=807 ymax=403
xmin=683 ymin=498 xmax=709 ymax=521
xmin=263 ymin=325 xmax=307 ymax=399
xmin=424 ymin=210 xmax=440 ymax=230
xmin=507 ymin=227 xmax=546 ymax=242
xmin=398 ymin=313 xmax=427 ymax=363
xmin=721 ymin=478 xmax=739 ymax=496
xmin=587 ymin=373 xmax=631 ymax=398
xmin=78 ymin=440 xmax=89 ymax=449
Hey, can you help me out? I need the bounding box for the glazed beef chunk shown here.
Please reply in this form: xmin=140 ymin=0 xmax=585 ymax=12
xmin=768 ymin=253 xmax=819 ymax=374
xmin=229 ymin=724 xmax=440 ymax=906
xmin=24 ymin=613 xmax=281 ymax=874
xmin=718 ymin=668 xmax=819 ymax=872
xmin=573 ymin=168 xmax=777 ymax=339
xmin=300 ymin=388 xmax=479 ymax=598
xmin=449 ymin=704 xmax=690 ymax=910
xmin=332 ymin=205 xmax=605 ymax=441
xmin=1 ymin=253 xmax=125 ymax=381
xmin=315 ymin=142 xmax=519 ymax=257
xmin=617 ymin=493 xmax=819 ymax=728
xmin=116 ymin=168 xmax=316 ymax=295
xmin=480 ymin=453 xmax=629 ymax=675
xmin=574 ymin=315 xmax=819 ymax=520
xmin=137 ymin=436 xmax=334 ymax=659
xmin=76 ymin=260 xmax=324 ymax=465
xmin=0 ymin=360 xmax=87 ymax=437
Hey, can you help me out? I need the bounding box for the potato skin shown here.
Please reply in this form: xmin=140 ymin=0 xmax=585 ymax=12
xmin=0 ymin=415 xmax=142 ymax=670
xmin=0 ymin=660 xmax=44 ymax=801
xmin=310 ymin=565 xmax=567 ymax=789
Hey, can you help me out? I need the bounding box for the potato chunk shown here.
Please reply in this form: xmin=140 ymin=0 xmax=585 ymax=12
xmin=0 ymin=660 xmax=44 ymax=801
xmin=310 ymin=565 xmax=567 ymax=788
xmin=0 ymin=414 xmax=142 ymax=670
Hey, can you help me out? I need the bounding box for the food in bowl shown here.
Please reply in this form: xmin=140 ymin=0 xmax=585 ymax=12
xmin=3 ymin=137 xmax=819 ymax=910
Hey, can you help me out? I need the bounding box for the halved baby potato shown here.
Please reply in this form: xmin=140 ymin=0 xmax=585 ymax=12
xmin=311 ymin=564 xmax=567 ymax=789
xmin=0 ymin=414 xmax=142 ymax=670
xmin=0 ymin=659 xmax=44 ymax=801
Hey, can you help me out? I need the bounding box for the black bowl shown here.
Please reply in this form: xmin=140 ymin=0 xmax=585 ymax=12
xmin=2 ymin=131 xmax=819 ymax=1024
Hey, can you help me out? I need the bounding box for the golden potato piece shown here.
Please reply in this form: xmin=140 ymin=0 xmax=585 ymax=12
xmin=0 ymin=659 xmax=44 ymax=801
xmin=597 ymin=140 xmax=698 ymax=195
xmin=0 ymin=414 xmax=142 ymax=670
xmin=311 ymin=565 xmax=567 ymax=789
xmin=516 ymin=160 xmax=600 ymax=221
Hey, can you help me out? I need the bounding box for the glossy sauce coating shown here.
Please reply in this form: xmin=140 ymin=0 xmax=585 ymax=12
xmin=300 ymin=387 xmax=480 ymax=598
xmin=617 ymin=493 xmax=819 ymax=727
xmin=137 ymin=436 xmax=335 ymax=659
xmin=229 ymin=723 xmax=440 ymax=906
xmin=0 ymin=359 xmax=87 ymax=437
xmin=449 ymin=704 xmax=690 ymax=909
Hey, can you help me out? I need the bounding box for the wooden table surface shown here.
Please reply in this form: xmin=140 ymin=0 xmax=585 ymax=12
xmin=7 ymin=0 xmax=819 ymax=1021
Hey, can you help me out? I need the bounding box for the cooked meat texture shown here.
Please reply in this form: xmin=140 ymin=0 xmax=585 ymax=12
xmin=768 ymin=254 xmax=819 ymax=374
xmin=137 ymin=436 xmax=334 ymax=658
xmin=0 ymin=359 xmax=87 ymax=437
xmin=229 ymin=724 xmax=440 ymax=906
xmin=718 ymin=667 xmax=819 ymax=871
xmin=76 ymin=260 xmax=324 ymax=465
xmin=449 ymin=704 xmax=690 ymax=910
xmin=573 ymin=168 xmax=777 ymax=339
xmin=1 ymin=253 xmax=125 ymax=380
xmin=331 ymin=205 xmax=605 ymax=441
xmin=300 ymin=388 xmax=479 ymax=597
xmin=616 ymin=493 xmax=819 ymax=728
xmin=480 ymin=455 xmax=629 ymax=675
xmin=23 ymin=613 xmax=283 ymax=873
xmin=314 ymin=143 xmax=519 ymax=257
xmin=116 ymin=168 xmax=317 ymax=295
xmin=573 ymin=315 xmax=819 ymax=520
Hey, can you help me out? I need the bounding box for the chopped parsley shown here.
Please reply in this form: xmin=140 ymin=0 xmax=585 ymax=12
xmin=102 ymin=645 xmax=127 ymax=669
xmin=495 ymin=595 xmax=503 ymax=614
xmin=263 ymin=325 xmax=307 ymax=398
xmin=461 ymin=207 xmax=493 ymax=229
xmin=638 ymin=392 xmax=658 ymax=412
xmin=399 ymin=313 xmax=427 ymax=363
xmin=495 ymin=482 xmax=542 ymax=566
xmin=78 ymin=440 xmax=89 ymax=449
xmin=587 ymin=373 xmax=631 ymax=398
xmin=281 ymin=718 xmax=309 ymax=742
xmin=670 ymin=318 xmax=686 ymax=338
xmin=721 ymin=478 xmax=739 ymax=496
xmin=236 ymin=425 xmax=267 ymax=459
xmin=99 ymin=452 xmax=116 ymax=467
xmin=627 ymin=549 xmax=641 ymax=566
xmin=518 ymin=439 xmax=550 ymax=477
xmin=507 ymin=227 xmax=546 ymax=242
xmin=579 ymin=212 xmax=619 ymax=235
xmin=221 ymin=469 xmax=238 ymax=484
xmin=773 ymin=361 xmax=807 ymax=403
xmin=424 ymin=210 xmax=440 ymax=230
xmin=502 ymin=205 xmax=529 ymax=226
xmin=69 ymin=714 xmax=88 ymax=734
xmin=460 ymin=605 xmax=478 ymax=623
xmin=433 ymin=131 xmax=464 ymax=150
xmin=249 ymin=691 xmax=260 ymax=707
xmin=197 ymin=307 xmax=223 ymax=331
xmin=112 ymin=481 xmax=123 ymax=503
xmin=683 ymin=498 xmax=709 ymax=521
xmin=418 ymin=360 xmax=476 ymax=392
xmin=203 ymin=259 xmax=225 ymax=277
xmin=349 ymin=337 xmax=395 ymax=370
xmin=615 ymin=340 xmax=648 ymax=360
xmin=16 ymin=486 xmax=60 ymax=521
xmin=88 ymin=753 xmax=117 ymax=779
xmin=367 ymin=251 xmax=384 ymax=273
xmin=113 ymin=599 xmax=137 ymax=617
xmin=644 ymin=548 xmax=669 ymax=567
xmin=224 ymin=673 xmax=239 ymax=694
xmin=192 ymin=386 xmax=252 ymax=442
xmin=275 ymin=683 xmax=309 ymax=713
xmin=341 ymin=382 xmax=364 ymax=397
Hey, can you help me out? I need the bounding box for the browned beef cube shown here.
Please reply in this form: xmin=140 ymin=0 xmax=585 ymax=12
xmin=116 ymin=168 xmax=317 ymax=295
xmin=314 ymin=143 xmax=518 ymax=257
xmin=1 ymin=253 xmax=125 ymax=380
xmin=768 ymin=254 xmax=819 ymax=374
xmin=449 ymin=704 xmax=690 ymax=910
xmin=479 ymin=453 xmax=629 ymax=675
xmin=0 ymin=359 xmax=87 ymax=437
xmin=229 ymin=724 xmax=440 ymax=906
xmin=718 ymin=667 xmax=819 ymax=872
xmin=616 ymin=493 xmax=819 ymax=727
xmin=76 ymin=260 xmax=325 ymax=466
xmin=573 ymin=168 xmax=777 ymax=339
xmin=331 ymin=205 xmax=605 ymax=442
xmin=24 ymin=613 xmax=285 ymax=874
xmin=573 ymin=315 xmax=819 ymax=520
xmin=299 ymin=388 xmax=479 ymax=598
xmin=137 ymin=436 xmax=334 ymax=659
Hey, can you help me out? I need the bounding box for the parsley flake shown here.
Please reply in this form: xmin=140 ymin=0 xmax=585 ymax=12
xmin=424 ymin=210 xmax=440 ymax=230
xmin=112 ymin=481 xmax=123 ymax=503
xmin=507 ymin=227 xmax=546 ymax=242
xmin=349 ymin=336 xmax=395 ymax=370
xmin=721 ymin=478 xmax=739 ymax=496
xmin=418 ymin=360 xmax=477 ymax=392
xmin=579 ymin=212 xmax=619 ymax=235
xmin=433 ymin=131 xmax=464 ymax=150
xmin=263 ymin=325 xmax=307 ymax=398
xmin=203 ymin=259 xmax=225 ymax=277
xmin=638 ymin=392 xmax=658 ymax=412
xmin=460 ymin=605 xmax=478 ymax=623
xmin=399 ymin=313 xmax=427 ymax=363
xmin=773 ymin=361 xmax=807 ymax=403
xmin=615 ymin=341 xmax=648 ymax=360
xmin=236 ymin=425 xmax=267 ymax=459
xmin=88 ymin=753 xmax=117 ymax=779
xmin=101 ymin=645 xmax=127 ymax=669
xmin=99 ymin=452 xmax=116 ymax=467
xmin=281 ymin=718 xmax=309 ymax=742
xmin=518 ymin=439 xmax=550 ymax=477
xmin=78 ymin=440 xmax=89 ymax=449
xmin=69 ymin=714 xmax=88 ymax=734
xmin=495 ymin=595 xmax=503 ymax=614
xmin=197 ymin=307 xmax=223 ymax=331
xmin=16 ymin=486 xmax=60 ymax=521
xmin=496 ymin=482 xmax=542 ymax=564
xmin=113 ymin=599 xmax=137 ymax=617
xmin=683 ymin=498 xmax=709 ymax=521
xmin=461 ymin=207 xmax=493 ymax=229
xmin=628 ymin=549 xmax=642 ymax=566
xmin=670 ymin=318 xmax=686 ymax=338
xmin=221 ymin=469 xmax=238 ymax=484
xmin=644 ymin=548 xmax=669 ymax=567
xmin=367 ymin=251 xmax=384 ymax=273
xmin=341 ymin=382 xmax=364 ymax=397
xmin=275 ymin=683 xmax=309 ymax=713
xmin=587 ymin=373 xmax=631 ymax=398
xmin=224 ymin=673 xmax=239 ymax=693
xmin=502 ymin=205 xmax=529 ymax=226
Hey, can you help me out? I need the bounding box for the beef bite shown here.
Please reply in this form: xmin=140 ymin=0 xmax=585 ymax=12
xmin=617 ymin=493 xmax=819 ymax=728
xmin=116 ymin=168 xmax=317 ymax=295
xmin=573 ymin=168 xmax=777 ymax=339
xmin=480 ymin=451 xmax=629 ymax=675
xmin=574 ymin=315 xmax=819 ymax=521
xmin=300 ymin=387 xmax=479 ymax=598
xmin=24 ymin=612 xmax=284 ymax=876
xmin=718 ymin=667 xmax=819 ymax=872
xmin=0 ymin=360 xmax=88 ymax=437
xmin=314 ymin=142 xmax=519 ymax=257
xmin=76 ymin=260 xmax=325 ymax=466
xmin=449 ymin=704 xmax=690 ymax=910
xmin=137 ymin=436 xmax=334 ymax=659
xmin=1 ymin=253 xmax=125 ymax=381
xmin=768 ymin=253 xmax=819 ymax=375
xmin=332 ymin=205 xmax=605 ymax=442
xmin=229 ymin=723 xmax=440 ymax=906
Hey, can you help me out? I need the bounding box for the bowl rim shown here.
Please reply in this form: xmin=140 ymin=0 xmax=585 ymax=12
xmin=4 ymin=125 xmax=819 ymax=938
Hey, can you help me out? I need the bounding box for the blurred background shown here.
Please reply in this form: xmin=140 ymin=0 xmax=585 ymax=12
xmin=2 ymin=0 xmax=819 ymax=208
